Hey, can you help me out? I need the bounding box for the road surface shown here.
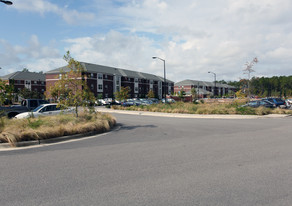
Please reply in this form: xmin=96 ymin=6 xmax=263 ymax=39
xmin=1 ymin=113 xmax=292 ymax=205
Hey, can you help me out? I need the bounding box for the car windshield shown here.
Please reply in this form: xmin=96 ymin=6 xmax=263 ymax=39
xmin=33 ymin=105 xmax=44 ymax=112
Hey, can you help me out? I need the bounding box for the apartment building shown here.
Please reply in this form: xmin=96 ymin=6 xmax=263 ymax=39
xmin=46 ymin=62 xmax=174 ymax=99
xmin=0 ymin=71 xmax=46 ymax=94
xmin=174 ymin=79 xmax=236 ymax=97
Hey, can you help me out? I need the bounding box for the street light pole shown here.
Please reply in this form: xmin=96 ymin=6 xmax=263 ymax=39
xmin=208 ymin=71 xmax=216 ymax=97
xmin=152 ymin=57 xmax=166 ymax=103
xmin=0 ymin=0 xmax=13 ymax=5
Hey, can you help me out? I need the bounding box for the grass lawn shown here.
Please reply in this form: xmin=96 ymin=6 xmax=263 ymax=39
xmin=0 ymin=112 xmax=116 ymax=147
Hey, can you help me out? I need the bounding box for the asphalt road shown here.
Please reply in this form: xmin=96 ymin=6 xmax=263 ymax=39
xmin=1 ymin=113 xmax=292 ymax=206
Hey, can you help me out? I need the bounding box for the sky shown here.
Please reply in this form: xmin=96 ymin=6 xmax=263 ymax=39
xmin=0 ymin=0 xmax=292 ymax=83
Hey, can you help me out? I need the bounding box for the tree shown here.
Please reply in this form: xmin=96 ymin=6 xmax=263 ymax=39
xmin=235 ymin=89 xmax=246 ymax=99
xmin=147 ymin=89 xmax=155 ymax=99
xmin=0 ymin=79 xmax=14 ymax=105
xmin=22 ymin=68 xmax=29 ymax=72
xmin=178 ymin=88 xmax=186 ymax=101
xmin=18 ymin=88 xmax=44 ymax=99
xmin=114 ymin=86 xmax=130 ymax=102
xmin=46 ymin=51 xmax=95 ymax=117
xmin=191 ymin=87 xmax=197 ymax=101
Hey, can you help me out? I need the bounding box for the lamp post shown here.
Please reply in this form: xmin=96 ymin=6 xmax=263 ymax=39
xmin=152 ymin=57 xmax=166 ymax=103
xmin=208 ymin=71 xmax=216 ymax=97
xmin=0 ymin=0 xmax=13 ymax=5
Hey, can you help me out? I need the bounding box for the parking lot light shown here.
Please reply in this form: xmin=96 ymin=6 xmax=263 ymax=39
xmin=0 ymin=0 xmax=13 ymax=5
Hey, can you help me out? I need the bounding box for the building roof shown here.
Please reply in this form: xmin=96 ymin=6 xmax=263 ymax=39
xmin=0 ymin=71 xmax=45 ymax=81
xmin=46 ymin=62 xmax=174 ymax=83
xmin=175 ymin=79 xmax=235 ymax=89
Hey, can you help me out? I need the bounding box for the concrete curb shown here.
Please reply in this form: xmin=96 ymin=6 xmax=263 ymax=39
xmin=0 ymin=126 xmax=118 ymax=150
xmin=96 ymin=107 xmax=291 ymax=119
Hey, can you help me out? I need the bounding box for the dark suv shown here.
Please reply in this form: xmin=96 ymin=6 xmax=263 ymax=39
xmin=263 ymin=98 xmax=285 ymax=107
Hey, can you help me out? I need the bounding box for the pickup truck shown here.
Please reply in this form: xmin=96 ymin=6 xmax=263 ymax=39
xmin=0 ymin=99 xmax=49 ymax=118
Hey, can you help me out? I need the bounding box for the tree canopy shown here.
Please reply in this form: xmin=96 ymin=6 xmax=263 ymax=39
xmin=223 ymin=75 xmax=292 ymax=98
xmin=46 ymin=51 xmax=95 ymax=116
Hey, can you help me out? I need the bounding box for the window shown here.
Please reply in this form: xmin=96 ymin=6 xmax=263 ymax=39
xmin=90 ymin=73 xmax=94 ymax=78
xmin=98 ymin=74 xmax=103 ymax=79
xmin=150 ymin=80 xmax=153 ymax=84
xmin=135 ymin=78 xmax=138 ymax=83
xmin=105 ymin=85 xmax=108 ymax=89
xmin=98 ymin=84 xmax=103 ymax=90
xmin=104 ymin=74 xmax=108 ymax=79
xmin=30 ymin=100 xmax=38 ymax=108
xmin=91 ymin=84 xmax=94 ymax=89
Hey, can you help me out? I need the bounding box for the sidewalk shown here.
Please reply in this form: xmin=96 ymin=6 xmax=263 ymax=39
xmin=95 ymin=107 xmax=291 ymax=119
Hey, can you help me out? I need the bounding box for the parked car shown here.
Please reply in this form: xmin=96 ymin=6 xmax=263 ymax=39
xmin=0 ymin=99 xmax=49 ymax=118
xmin=162 ymin=98 xmax=176 ymax=103
xmin=120 ymin=99 xmax=142 ymax=107
xmin=263 ymin=98 xmax=286 ymax=107
xmin=285 ymin=99 xmax=292 ymax=108
xmin=97 ymin=98 xmax=111 ymax=105
xmin=121 ymin=100 xmax=135 ymax=107
xmin=241 ymin=100 xmax=276 ymax=108
xmin=141 ymin=100 xmax=153 ymax=105
xmin=15 ymin=103 xmax=74 ymax=119
xmin=149 ymin=98 xmax=159 ymax=104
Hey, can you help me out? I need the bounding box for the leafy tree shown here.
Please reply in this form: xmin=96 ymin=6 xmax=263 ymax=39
xmin=235 ymin=90 xmax=246 ymax=99
xmin=46 ymin=51 xmax=95 ymax=117
xmin=22 ymin=68 xmax=29 ymax=72
xmin=147 ymin=89 xmax=155 ymax=99
xmin=114 ymin=86 xmax=130 ymax=102
xmin=191 ymin=87 xmax=197 ymax=100
xmin=0 ymin=79 xmax=14 ymax=105
xmin=178 ymin=88 xmax=186 ymax=101
xmin=18 ymin=88 xmax=43 ymax=99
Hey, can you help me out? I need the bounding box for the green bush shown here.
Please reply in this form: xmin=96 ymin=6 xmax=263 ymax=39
xmin=27 ymin=118 xmax=44 ymax=129
xmin=236 ymin=107 xmax=256 ymax=115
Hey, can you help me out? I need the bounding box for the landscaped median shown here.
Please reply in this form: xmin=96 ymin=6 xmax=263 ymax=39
xmin=111 ymin=101 xmax=292 ymax=116
xmin=0 ymin=112 xmax=116 ymax=147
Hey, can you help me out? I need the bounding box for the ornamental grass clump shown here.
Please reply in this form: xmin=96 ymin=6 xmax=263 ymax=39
xmin=111 ymin=100 xmax=292 ymax=116
xmin=0 ymin=112 xmax=116 ymax=147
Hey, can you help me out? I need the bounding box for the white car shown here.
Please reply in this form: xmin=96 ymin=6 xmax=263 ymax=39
xmin=15 ymin=103 xmax=74 ymax=119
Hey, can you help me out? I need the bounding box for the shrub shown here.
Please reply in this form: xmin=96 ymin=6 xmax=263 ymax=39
xmin=0 ymin=112 xmax=116 ymax=146
xmin=236 ymin=107 xmax=256 ymax=115
xmin=27 ymin=118 xmax=44 ymax=129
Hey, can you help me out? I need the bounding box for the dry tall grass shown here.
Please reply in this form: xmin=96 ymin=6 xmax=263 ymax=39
xmin=112 ymin=100 xmax=292 ymax=116
xmin=0 ymin=112 xmax=116 ymax=147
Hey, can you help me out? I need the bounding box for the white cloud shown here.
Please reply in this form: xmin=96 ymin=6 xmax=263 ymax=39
xmin=0 ymin=35 xmax=62 ymax=75
xmin=2 ymin=0 xmax=292 ymax=81
xmin=12 ymin=0 xmax=95 ymax=24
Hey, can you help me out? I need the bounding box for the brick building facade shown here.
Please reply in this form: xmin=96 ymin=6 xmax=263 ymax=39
xmin=175 ymin=79 xmax=236 ymax=98
xmin=46 ymin=62 xmax=174 ymax=99
xmin=0 ymin=71 xmax=46 ymax=96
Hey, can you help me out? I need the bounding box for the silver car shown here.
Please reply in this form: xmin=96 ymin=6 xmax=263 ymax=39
xmin=15 ymin=103 xmax=74 ymax=119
